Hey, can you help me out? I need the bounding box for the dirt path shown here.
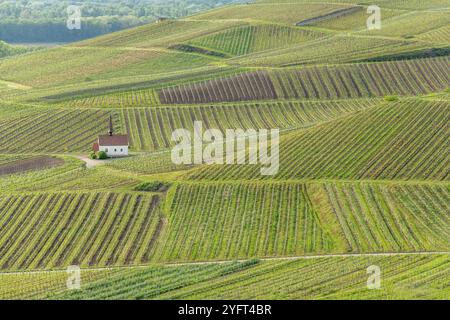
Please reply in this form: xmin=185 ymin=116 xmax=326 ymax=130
xmin=1 ymin=251 xmax=448 ymax=276
xmin=0 ymin=80 xmax=31 ymax=90
xmin=76 ymin=156 xmax=108 ymax=169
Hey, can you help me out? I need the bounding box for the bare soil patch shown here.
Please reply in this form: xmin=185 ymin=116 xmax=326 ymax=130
xmin=0 ymin=156 xmax=64 ymax=176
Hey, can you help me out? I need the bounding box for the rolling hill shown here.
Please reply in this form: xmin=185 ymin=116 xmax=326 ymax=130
xmin=0 ymin=0 xmax=449 ymax=300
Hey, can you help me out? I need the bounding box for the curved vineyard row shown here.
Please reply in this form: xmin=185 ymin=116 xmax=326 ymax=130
xmin=106 ymin=152 xmax=194 ymax=175
xmin=153 ymin=180 xmax=449 ymax=263
xmin=0 ymin=156 xmax=85 ymax=193
xmin=0 ymin=99 xmax=378 ymax=153
xmin=63 ymin=89 xmax=160 ymax=108
xmin=271 ymin=57 xmax=450 ymax=99
xmin=157 ymin=254 xmax=450 ymax=300
xmin=417 ymin=25 xmax=450 ymax=45
xmin=77 ymin=20 xmax=244 ymax=49
xmin=233 ymin=35 xmax=429 ymax=67
xmin=157 ymin=57 xmax=449 ymax=104
xmin=121 ymin=99 xmax=379 ymax=151
xmin=0 ymin=156 xmax=64 ymax=177
xmin=0 ymin=268 xmax=116 ymax=300
xmin=159 ymin=70 xmax=277 ymax=104
xmin=0 ymin=192 xmax=163 ymax=270
xmin=188 ymin=24 xmax=326 ymax=56
xmin=3 ymin=254 xmax=448 ymax=300
xmin=153 ymin=182 xmax=337 ymax=262
xmin=187 ymin=99 xmax=450 ymax=181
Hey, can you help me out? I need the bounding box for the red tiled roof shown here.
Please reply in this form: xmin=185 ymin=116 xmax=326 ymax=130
xmin=98 ymin=135 xmax=129 ymax=146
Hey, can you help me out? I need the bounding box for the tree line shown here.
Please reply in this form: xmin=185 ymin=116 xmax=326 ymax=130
xmin=0 ymin=0 xmax=242 ymax=43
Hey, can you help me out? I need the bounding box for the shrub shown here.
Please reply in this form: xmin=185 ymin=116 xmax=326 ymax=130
xmin=134 ymin=181 xmax=169 ymax=192
xmin=89 ymin=151 xmax=97 ymax=160
xmin=97 ymin=151 xmax=108 ymax=160
xmin=384 ymin=95 xmax=399 ymax=102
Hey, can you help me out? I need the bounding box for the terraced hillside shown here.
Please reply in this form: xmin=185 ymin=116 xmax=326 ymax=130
xmin=158 ymin=58 xmax=450 ymax=104
xmin=187 ymin=99 xmax=450 ymax=181
xmin=1 ymin=254 xmax=448 ymax=300
xmin=0 ymin=99 xmax=380 ymax=152
xmin=0 ymin=108 xmax=114 ymax=153
xmin=0 ymin=0 xmax=449 ymax=301
xmin=157 ymin=182 xmax=337 ymax=262
xmin=0 ymin=192 xmax=163 ymax=270
xmin=0 ymin=180 xmax=447 ymax=271
xmin=188 ymin=24 xmax=326 ymax=56
xmin=0 ymin=156 xmax=64 ymax=176
xmin=153 ymin=181 xmax=449 ymax=263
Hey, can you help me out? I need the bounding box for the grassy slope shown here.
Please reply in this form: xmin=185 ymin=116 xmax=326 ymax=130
xmin=0 ymin=0 xmax=449 ymax=300
xmin=0 ymin=180 xmax=447 ymax=271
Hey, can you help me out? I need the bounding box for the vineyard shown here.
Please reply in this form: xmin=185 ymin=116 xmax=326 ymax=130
xmin=2 ymin=253 xmax=447 ymax=300
xmin=417 ymin=25 xmax=450 ymax=45
xmin=188 ymin=24 xmax=326 ymax=56
xmin=232 ymin=35 xmax=429 ymax=67
xmin=159 ymin=70 xmax=278 ymax=104
xmin=258 ymin=0 xmax=450 ymax=10
xmin=0 ymin=156 xmax=64 ymax=176
xmin=155 ymin=182 xmax=338 ymax=262
xmin=0 ymin=99 xmax=379 ymax=153
xmin=0 ymin=156 xmax=85 ymax=193
xmin=187 ymin=99 xmax=450 ymax=181
xmin=0 ymin=268 xmax=115 ymax=300
xmin=0 ymin=0 xmax=449 ymax=301
xmin=0 ymin=43 xmax=216 ymax=89
xmin=2 ymin=179 xmax=445 ymax=272
xmin=304 ymin=7 xmax=402 ymax=31
xmin=190 ymin=2 xmax=354 ymax=25
xmin=358 ymin=11 xmax=450 ymax=38
xmin=271 ymin=58 xmax=450 ymax=99
xmin=158 ymin=254 xmax=450 ymax=300
xmin=321 ymin=183 xmax=450 ymax=252
xmin=156 ymin=58 xmax=450 ymax=104
xmin=76 ymin=19 xmax=244 ymax=49
xmin=20 ymin=166 xmax=141 ymax=193
xmin=106 ymin=152 xmax=194 ymax=175
xmin=0 ymin=165 xmax=141 ymax=194
xmin=0 ymin=192 xmax=163 ymax=270
xmin=150 ymin=181 xmax=449 ymax=263
xmin=0 ymin=108 xmax=115 ymax=153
